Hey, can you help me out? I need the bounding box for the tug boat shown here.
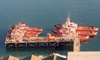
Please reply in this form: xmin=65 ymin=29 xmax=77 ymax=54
xmin=52 ymin=15 xmax=98 ymax=41
xmin=6 ymin=22 xmax=43 ymax=39
xmin=55 ymin=24 xmax=98 ymax=32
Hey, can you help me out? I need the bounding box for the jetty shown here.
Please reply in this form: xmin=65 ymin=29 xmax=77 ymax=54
xmin=5 ymin=36 xmax=79 ymax=48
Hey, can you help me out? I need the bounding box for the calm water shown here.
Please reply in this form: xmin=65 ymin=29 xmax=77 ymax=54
xmin=0 ymin=0 xmax=100 ymax=58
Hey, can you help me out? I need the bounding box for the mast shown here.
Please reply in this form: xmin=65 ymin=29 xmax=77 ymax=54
xmin=9 ymin=25 xmax=12 ymax=30
xmin=69 ymin=12 xmax=70 ymax=20
xmin=65 ymin=12 xmax=70 ymax=26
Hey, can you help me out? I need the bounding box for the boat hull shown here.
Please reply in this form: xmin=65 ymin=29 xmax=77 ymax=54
xmin=55 ymin=24 xmax=98 ymax=32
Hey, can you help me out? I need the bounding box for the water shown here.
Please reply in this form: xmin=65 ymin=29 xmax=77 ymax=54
xmin=0 ymin=0 xmax=100 ymax=59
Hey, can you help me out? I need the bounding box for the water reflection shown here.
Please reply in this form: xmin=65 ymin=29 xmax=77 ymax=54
xmin=89 ymin=35 xmax=97 ymax=39
xmin=5 ymin=46 xmax=73 ymax=53
xmin=80 ymin=35 xmax=97 ymax=44
xmin=80 ymin=39 xmax=89 ymax=44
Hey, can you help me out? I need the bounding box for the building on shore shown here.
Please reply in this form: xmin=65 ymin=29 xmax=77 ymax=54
xmin=1 ymin=51 xmax=100 ymax=60
xmin=22 ymin=55 xmax=42 ymax=60
xmin=68 ymin=51 xmax=100 ymax=60
xmin=2 ymin=55 xmax=19 ymax=60
xmin=43 ymin=53 xmax=66 ymax=60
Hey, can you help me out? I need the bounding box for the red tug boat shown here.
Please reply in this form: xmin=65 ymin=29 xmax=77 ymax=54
xmin=52 ymin=16 xmax=98 ymax=41
xmin=7 ymin=22 xmax=43 ymax=39
xmin=55 ymin=24 xmax=98 ymax=32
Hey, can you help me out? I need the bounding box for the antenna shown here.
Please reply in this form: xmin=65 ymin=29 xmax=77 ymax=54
xmin=69 ymin=12 xmax=70 ymax=19
xmin=19 ymin=21 xmax=20 ymax=24
xmin=9 ymin=25 xmax=12 ymax=30
xmin=67 ymin=12 xmax=68 ymax=18
xmin=21 ymin=17 xmax=23 ymax=23
xmin=7 ymin=27 xmax=9 ymax=34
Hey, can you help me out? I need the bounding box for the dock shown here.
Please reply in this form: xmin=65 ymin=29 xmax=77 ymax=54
xmin=5 ymin=36 xmax=79 ymax=48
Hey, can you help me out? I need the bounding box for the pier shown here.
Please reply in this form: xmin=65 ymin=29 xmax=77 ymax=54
xmin=5 ymin=36 xmax=79 ymax=48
